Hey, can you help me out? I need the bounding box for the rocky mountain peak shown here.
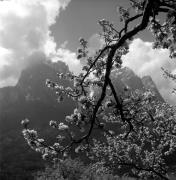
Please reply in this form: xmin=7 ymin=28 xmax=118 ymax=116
xmin=111 ymin=67 xmax=164 ymax=102
xmin=0 ymin=63 xmax=165 ymax=178
xmin=142 ymin=75 xmax=164 ymax=102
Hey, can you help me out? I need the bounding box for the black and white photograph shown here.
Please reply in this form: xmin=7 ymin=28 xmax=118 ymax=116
xmin=0 ymin=0 xmax=176 ymax=179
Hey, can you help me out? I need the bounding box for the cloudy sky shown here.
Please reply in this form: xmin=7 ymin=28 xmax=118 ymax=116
xmin=0 ymin=0 xmax=175 ymax=104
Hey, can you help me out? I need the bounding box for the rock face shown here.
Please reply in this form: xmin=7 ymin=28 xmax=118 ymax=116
xmin=91 ymin=67 xmax=164 ymax=102
xmin=0 ymin=61 xmax=76 ymax=179
xmin=141 ymin=75 xmax=164 ymax=102
xmin=113 ymin=67 xmax=144 ymax=91
xmin=0 ymin=61 xmax=74 ymax=131
xmin=111 ymin=67 xmax=164 ymax=102
xmin=0 ymin=63 xmax=164 ymax=179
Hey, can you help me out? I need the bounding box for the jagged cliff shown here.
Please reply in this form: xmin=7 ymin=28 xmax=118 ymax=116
xmin=0 ymin=63 xmax=164 ymax=179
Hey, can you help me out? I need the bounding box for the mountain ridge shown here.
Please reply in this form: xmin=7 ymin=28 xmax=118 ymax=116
xmin=0 ymin=61 xmax=164 ymax=179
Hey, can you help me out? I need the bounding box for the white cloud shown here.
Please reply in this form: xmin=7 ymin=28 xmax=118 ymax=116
xmin=48 ymin=33 xmax=104 ymax=75
xmin=123 ymin=38 xmax=176 ymax=105
xmin=0 ymin=0 xmax=71 ymax=87
xmin=52 ymin=48 xmax=82 ymax=75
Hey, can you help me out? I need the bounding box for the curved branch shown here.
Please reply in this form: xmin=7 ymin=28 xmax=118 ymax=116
xmin=65 ymin=0 xmax=157 ymax=146
xmin=80 ymin=45 xmax=111 ymax=85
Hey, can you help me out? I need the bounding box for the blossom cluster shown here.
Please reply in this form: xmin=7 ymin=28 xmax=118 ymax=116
xmin=149 ymin=16 xmax=176 ymax=58
xmin=49 ymin=120 xmax=69 ymax=130
xmin=21 ymin=1 xmax=176 ymax=179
